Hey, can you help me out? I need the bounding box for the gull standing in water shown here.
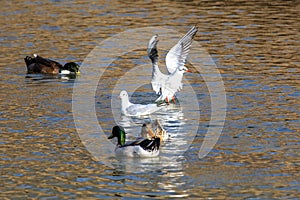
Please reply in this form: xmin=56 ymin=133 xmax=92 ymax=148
xmin=147 ymin=26 xmax=198 ymax=103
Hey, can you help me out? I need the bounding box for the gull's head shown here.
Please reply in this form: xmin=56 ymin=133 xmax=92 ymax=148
xmin=119 ymin=90 xmax=128 ymax=99
xmin=178 ymin=66 xmax=191 ymax=73
xmin=149 ymin=34 xmax=159 ymax=46
xmin=147 ymin=34 xmax=159 ymax=55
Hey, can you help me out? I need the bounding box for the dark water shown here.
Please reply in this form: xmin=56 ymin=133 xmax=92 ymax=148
xmin=1 ymin=0 xmax=299 ymax=199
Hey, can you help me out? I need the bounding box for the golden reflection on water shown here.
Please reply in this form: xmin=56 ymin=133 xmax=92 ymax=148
xmin=1 ymin=0 xmax=299 ymax=199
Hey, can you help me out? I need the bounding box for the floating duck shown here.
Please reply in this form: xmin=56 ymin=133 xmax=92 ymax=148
xmin=24 ymin=54 xmax=80 ymax=75
xmin=108 ymin=126 xmax=160 ymax=158
xmin=141 ymin=119 xmax=168 ymax=142
xmin=147 ymin=26 xmax=198 ymax=103
xmin=119 ymin=90 xmax=164 ymax=116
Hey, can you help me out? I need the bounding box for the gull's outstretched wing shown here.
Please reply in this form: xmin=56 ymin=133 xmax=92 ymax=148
xmin=165 ymin=26 xmax=198 ymax=74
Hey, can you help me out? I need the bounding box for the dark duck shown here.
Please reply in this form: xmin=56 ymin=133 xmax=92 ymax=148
xmin=24 ymin=54 xmax=80 ymax=75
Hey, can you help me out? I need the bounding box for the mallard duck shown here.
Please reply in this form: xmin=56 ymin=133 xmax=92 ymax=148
xmin=108 ymin=126 xmax=160 ymax=157
xmin=147 ymin=26 xmax=198 ymax=103
xmin=119 ymin=90 xmax=164 ymax=116
xmin=140 ymin=119 xmax=169 ymax=142
xmin=24 ymin=54 xmax=80 ymax=75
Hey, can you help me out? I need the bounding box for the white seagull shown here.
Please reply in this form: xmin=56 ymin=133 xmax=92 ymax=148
xmin=119 ymin=90 xmax=163 ymax=116
xmin=147 ymin=26 xmax=198 ymax=103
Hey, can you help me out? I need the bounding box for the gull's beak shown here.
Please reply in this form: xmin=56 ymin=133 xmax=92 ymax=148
xmin=185 ymin=62 xmax=200 ymax=74
xmin=76 ymin=70 xmax=81 ymax=75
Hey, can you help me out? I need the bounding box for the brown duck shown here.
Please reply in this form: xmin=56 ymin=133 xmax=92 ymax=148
xmin=24 ymin=54 xmax=80 ymax=75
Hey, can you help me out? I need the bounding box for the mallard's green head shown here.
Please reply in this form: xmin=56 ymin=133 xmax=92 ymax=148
xmin=63 ymin=62 xmax=80 ymax=75
xmin=108 ymin=126 xmax=126 ymax=146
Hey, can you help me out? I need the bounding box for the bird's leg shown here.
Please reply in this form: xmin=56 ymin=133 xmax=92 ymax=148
xmin=165 ymin=97 xmax=169 ymax=104
xmin=171 ymin=96 xmax=176 ymax=104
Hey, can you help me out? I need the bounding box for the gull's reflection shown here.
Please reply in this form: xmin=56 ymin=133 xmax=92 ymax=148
xmin=117 ymin=104 xmax=186 ymax=140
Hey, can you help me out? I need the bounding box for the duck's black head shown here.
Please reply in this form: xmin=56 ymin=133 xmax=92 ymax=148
xmin=63 ymin=62 xmax=80 ymax=75
xmin=108 ymin=126 xmax=126 ymax=146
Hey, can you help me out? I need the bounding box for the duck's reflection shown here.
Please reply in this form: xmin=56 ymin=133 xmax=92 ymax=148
xmin=110 ymin=154 xmax=184 ymax=173
xmin=25 ymin=73 xmax=77 ymax=83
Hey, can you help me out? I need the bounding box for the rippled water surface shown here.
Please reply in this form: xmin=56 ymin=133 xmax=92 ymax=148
xmin=1 ymin=0 xmax=299 ymax=199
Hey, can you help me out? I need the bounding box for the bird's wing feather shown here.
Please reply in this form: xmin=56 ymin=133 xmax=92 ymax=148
xmin=147 ymin=35 xmax=159 ymax=65
xmin=126 ymin=104 xmax=161 ymax=116
xmin=35 ymin=54 xmax=63 ymax=70
xmin=148 ymin=35 xmax=167 ymax=94
xmin=165 ymin=26 xmax=198 ymax=74
xmin=122 ymin=138 xmax=160 ymax=151
xmin=138 ymin=138 xmax=160 ymax=152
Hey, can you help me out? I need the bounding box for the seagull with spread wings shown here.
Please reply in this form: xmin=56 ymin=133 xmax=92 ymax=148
xmin=147 ymin=26 xmax=198 ymax=103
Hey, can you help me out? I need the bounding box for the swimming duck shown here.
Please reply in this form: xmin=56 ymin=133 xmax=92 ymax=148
xmin=147 ymin=26 xmax=198 ymax=103
xmin=24 ymin=54 xmax=80 ymax=75
xmin=108 ymin=126 xmax=161 ymax=158
xmin=141 ymin=119 xmax=169 ymax=142
xmin=119 ymin=90 xmax=164 ymax=116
